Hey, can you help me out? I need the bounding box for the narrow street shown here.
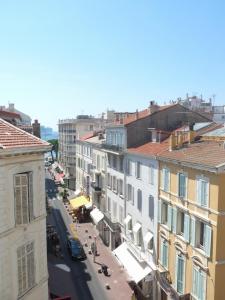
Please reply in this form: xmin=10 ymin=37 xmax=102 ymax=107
xmin=46 ymin=170 xmax=108 ymax=300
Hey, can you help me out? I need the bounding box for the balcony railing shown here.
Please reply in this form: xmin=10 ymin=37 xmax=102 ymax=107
xmin=104 ymin=211 xmax=120 ymax=231
xmin=91 ymin=182 xmax=102 ymax=192
xmin=126 ymin=239 xmax=144 ymax=262
xmin=102 ymin=143 xmax=123 ymax=153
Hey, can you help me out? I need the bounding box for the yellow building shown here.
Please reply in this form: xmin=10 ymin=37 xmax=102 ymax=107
xmin=157 ymin=133 xmax=225 ymax=300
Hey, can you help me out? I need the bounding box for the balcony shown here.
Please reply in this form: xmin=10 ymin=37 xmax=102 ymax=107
xmin=126 ymin=239 xmax=145 ymax=262
xmin=104 ymin=211 xmax=121 ymax=232
xmin=102 ymin=143 xmax=123 ymax=154
xmin=91 ymin=182 xmax=102 ymax=193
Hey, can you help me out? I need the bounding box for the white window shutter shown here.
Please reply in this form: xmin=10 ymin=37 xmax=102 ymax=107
xmin=190 ymin=217 xmax=196 ymax=247
xmin=28 ymin=172 xmax=34 ymax=220
xmin=204 ymin=224 xmax=212 ymax=257
xmin=184 ymin=214 xmax=190 ymax=242
xmin=132 ymin=187 xmax=134 ymax=205
xmin=172 ymin=207 xmax=177 ymax=234
xmin=168 ymin=205 xmax=172 ymax=231
xmin=158 ymin=199 xmax=161 ymax=223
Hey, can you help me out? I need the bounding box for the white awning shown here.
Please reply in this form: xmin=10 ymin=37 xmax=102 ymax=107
xmin=144 ymin=232 xmax=153 ymax=245
xmin=133 ymin=222 xmax=142 ymax=234
xmin=124 ymin=215 xmax=132 ymax=225
xmin=113 ymin=242 xmax=151 ymax=283
xmin=74 ymin=189 xmax=81 ymax=196
xmin=90 ymin=208 xmax=104 ymax=225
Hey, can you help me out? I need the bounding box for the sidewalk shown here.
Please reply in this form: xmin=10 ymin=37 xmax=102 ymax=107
xmin=73 ymin=221 xmax=133 ymax=300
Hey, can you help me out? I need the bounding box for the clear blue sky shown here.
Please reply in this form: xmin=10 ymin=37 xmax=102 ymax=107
xmin=0 ymin=0 xmax=224 ymax=130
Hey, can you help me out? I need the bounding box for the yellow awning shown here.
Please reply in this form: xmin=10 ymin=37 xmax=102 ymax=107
xmin=69 ymin=196 xmax=90 ymax=210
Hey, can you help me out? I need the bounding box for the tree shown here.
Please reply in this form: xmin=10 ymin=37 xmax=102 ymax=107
xmin=47 ymin=139 xmax=58 ymax=161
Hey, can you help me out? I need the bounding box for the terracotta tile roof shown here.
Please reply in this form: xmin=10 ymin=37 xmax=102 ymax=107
xmin=79 ymin=132 xmax=95 ymax=141
xmin=0 ymin=118 xmax=49 ymax=149
xmin=127 ymin=139 xmax=170 ymax=157
xmin=159 ymin=140 xmax=225 ymax=168
xmin=114 ymin=104 xmax=178 ymax=125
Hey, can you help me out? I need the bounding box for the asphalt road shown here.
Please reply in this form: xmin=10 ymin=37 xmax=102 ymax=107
xmin=45 ymin=169 xmax=108 ymax=300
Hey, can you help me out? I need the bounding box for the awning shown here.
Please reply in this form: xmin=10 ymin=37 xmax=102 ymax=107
xmin=133 ymin=222 xmax=142 ymax=234
xmin=124 ymin=215 xmax=132 ymax=225
xmin=144 ymin=232 xmax=153 ymax=246
xmin=90 ymin=208 xmax=104 ymax=225
xmin=74 ymin=189 xmax=81 ymax=197
xmin=69 ymin=196 xmax=90 ymax=210
xmin=113 ymin=242 xmax=151 ymax=283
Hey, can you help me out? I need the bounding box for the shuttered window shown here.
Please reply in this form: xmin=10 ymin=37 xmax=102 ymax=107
xmin=162 ymin=168 xmax=170 ymax=192
xmin=192 ymin=266 xmax=206 ymax=300
xmin=14 ymin=172 xmax=34 ymax=225
xmin=148 ymin=195 xmax=154 ymax=220
xmin=178 ymin=173 xmax=187 ymax=198
xmin=160 ymin=239 xmax=168 ymax=269
xmin=176 ymin=254 xmax=185 ymax=294
xmin=137 ymin=189 xmax=142 ymax=212
xmin=17 ymin=241 xmax=35 ymax=297
xmin=197 ymin=178 xmax=209 ymax=207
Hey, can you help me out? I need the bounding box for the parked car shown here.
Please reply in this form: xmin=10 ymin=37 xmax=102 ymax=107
xmin=67 ymin=238 xmax=86 ymax=260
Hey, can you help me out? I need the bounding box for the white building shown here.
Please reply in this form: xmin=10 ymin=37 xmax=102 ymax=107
xmin=213 ymin=105 xmax=225 ymax=123
xmin=58 ymin=115 xmax=106 ymax=189
xmin=114 ymin=150 xmax=159 ymax=299
xmin=0 ymin=119 xmax=51 ymax=300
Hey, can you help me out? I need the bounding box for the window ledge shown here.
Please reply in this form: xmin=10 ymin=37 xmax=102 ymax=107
xmin=194 ymin=247 xmax=208 ymax=258
xmin=119 ymin=194 xmax=124 ymax=199
xmin=160 ymin=224 xmax=170 ymax=232
xmin=175 ymin=234 xmax=188 ymax=245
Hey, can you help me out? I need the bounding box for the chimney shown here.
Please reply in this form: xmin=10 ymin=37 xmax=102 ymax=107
xmin=32 ymin=119 xmax=41 ymax=138
xmin=8 ymin=103 xmax=15 ymax=112
xmin=135 ymin=109 xmax=139 ymax=120
xmin=169 ymin=133 xmax=176 ymax=151
xmin=188 ymin=131 xmax=195 ymax=144
xmin=148 ymin=101 xmax=158 ymax=114
xmin=177 ymin=132 xmax=184 ymax=147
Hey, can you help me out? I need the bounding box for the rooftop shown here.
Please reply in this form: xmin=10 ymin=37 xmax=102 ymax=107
xmin=0 ymin=118 xmax=49 ymax=149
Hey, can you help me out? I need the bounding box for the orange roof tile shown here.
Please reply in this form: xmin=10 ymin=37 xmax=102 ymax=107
xmin=127 ymin=139 xmax=170 ymax=157
xmin=114 ymin=104 xmax=178 ymax=125
xmin=0 ymin=118 xmax=49 ymax=149
xmin=159 ymin=140 xmax=225 ymax=168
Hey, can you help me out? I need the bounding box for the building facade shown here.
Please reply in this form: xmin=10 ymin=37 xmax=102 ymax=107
xmin=0 ymin=119 xmax=50 ymax=300
xmin=157 ymin=133 xmax=225 ymax=300
xmin=58 ymin=115 xmax=105 ymax=189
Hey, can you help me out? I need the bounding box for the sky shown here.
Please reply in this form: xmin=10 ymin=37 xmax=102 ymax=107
xmin=0 ymin=0 xmax=225 ymax=130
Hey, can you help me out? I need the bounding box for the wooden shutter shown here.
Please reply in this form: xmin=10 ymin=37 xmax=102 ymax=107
xmin=168 ymin=205 xmax=172 ymax=231
xmin=28 ymin=172 xmax=34 ymax=221
xmin=190 ymin=217 xmax=196 ymax=247
xmin=172 ymin=207 xmax=177 ymax=234
xmin=158 ymin=199 xmax=161 ymax=223
xmin=204 ymin=224 xmax=212 ymax=257
xmin=184 ymin=214 xmax=190 ymax=242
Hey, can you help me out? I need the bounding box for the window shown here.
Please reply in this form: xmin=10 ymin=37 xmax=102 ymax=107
xmin=113 ymin=201 xmax=117 ymax=221
xmin=159 ymin=200 xmax=172 ymax=230
xmin=149 ymin=165 xmax=154 ymax=185
xmin=119 ymin=157 xmax=123 ymax=172
xmin=113 ymin=155 xmax=117 ymax=169
xmin=196 ymin=178 xmax=209 ymax=207
xmin=178 ymin=173 xmax=187 ymax=198
xmin=14 ymin=172 xmax=34 ymax=225
xmin=107 ymin=197 xmax=111 ymax=212
xmin=148 ymin=195 xmax=154 ymax=220
xmin=177 ymin=211 xmax=185 ymax=236
xmin=137 ymin=189 xmax=142 ymax=212
xmin=162 ymin=168 xmax=170 ymax=192
xmin=118 ymin=179 xmax=123 ymax=196
xmin=17 ymin=241 xmax=35 ymax=297
xmin=119 ymin=206 xmax=123 ymax=224
xmin=136 ymin=161 xmax=141 ymax=179
xmin=191 ymin=218 xmax=212 ymax=257
xmin=176 ymin=253 xmax=185 ymax=294
xmin=192 ymin=267 xmax=206 ymax=300
xmin=126 ymin=159 xmax=132 ymax=175
xmin=113 ymin=176 xmax=117 ymax=192
xmin=160 ymin=239 xmax=168 ymax=269
xmin=127 ymin=184 xmax=132 ymax=201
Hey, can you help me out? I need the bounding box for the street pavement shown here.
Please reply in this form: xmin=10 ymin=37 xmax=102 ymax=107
xmin=46 ymin=170 xmax=109 ymax=300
